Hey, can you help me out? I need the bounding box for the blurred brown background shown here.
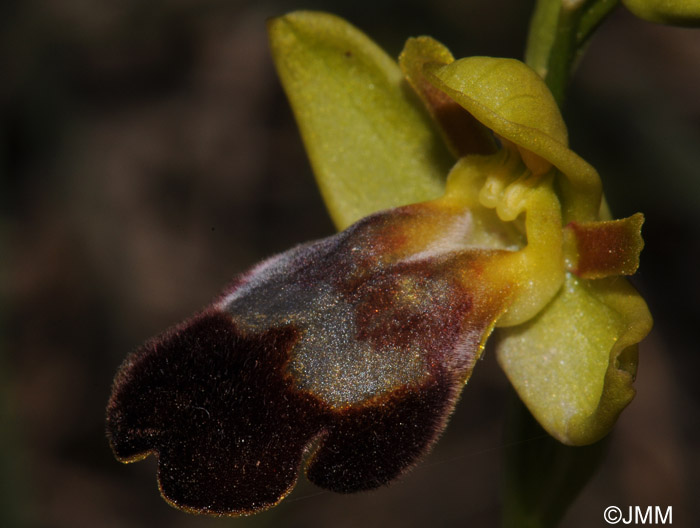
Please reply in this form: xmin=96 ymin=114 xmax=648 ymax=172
xmin=1 ymin=1 xmax=698 ymax=527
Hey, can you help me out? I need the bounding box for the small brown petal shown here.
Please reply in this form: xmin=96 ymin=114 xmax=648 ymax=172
xmin=564 ymin=213 xmax=644 ymax=279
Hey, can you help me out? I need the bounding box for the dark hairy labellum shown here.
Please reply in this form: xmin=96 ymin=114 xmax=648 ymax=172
xmin=106 ymin=206 xmax=510 ymax=516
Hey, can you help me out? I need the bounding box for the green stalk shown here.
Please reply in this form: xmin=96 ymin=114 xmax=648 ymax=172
xmin=525 ymin=0 xmax=621 ymax=106
xmin=502 ymin=391 xmax=609 ymax=528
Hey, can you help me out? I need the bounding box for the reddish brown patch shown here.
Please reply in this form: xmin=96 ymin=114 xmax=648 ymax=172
xmin=316 ymin=206 xmax=433 ymax=285
xmin=350 ymin=261 xmax=471 ymax=362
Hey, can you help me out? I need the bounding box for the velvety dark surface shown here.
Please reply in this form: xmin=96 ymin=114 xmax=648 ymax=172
xmin=107 ymin=311 xmax=315 ymax=514
xmin=106 ymin=202 xmax=494 ymax=516
xmin=107 ymin=306 xmax=457 ymax=515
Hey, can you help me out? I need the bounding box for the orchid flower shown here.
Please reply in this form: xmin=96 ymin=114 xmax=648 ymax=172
xmin=106 ymin=11 xmax=652 ymax=517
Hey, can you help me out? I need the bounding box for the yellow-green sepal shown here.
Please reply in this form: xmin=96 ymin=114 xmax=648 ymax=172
xmin=424 ymin=56 xmax=602 ymax=222
xmin=495 ymin=273 xmax=653 ymax=445
xmin=623 ymin=0 xmax=700 ymax=26
xmin=268 ymin=11 xmax=454 ymax=230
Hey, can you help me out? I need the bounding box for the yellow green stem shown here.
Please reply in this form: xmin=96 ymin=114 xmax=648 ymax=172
xmin=525 ymin=0 xmax=621 ymax=105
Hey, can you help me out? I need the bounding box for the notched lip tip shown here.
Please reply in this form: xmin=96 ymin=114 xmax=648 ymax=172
xmin=155 ymin=470 xmax=297 ymax=518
